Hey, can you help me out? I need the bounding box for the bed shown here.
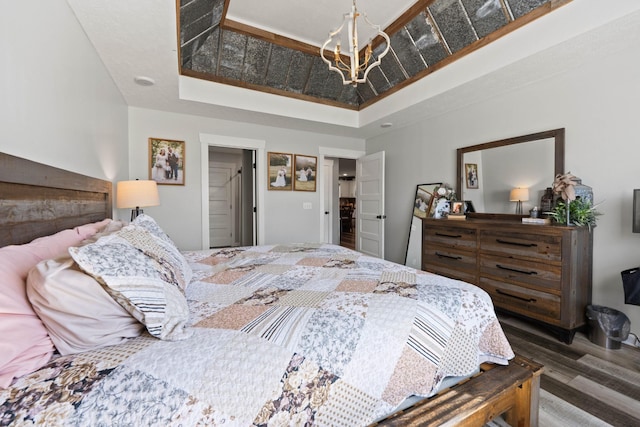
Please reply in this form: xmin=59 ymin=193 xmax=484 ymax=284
xmin=0 ymin=152 xmax=541 ymax=426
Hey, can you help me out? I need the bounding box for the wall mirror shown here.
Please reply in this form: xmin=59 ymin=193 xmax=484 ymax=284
xmin=456 ymin=128 xmax=565 ymax=217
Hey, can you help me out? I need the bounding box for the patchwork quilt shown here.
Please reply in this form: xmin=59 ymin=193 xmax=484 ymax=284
xmin=1 ymin=243 xmax=513 ymax=426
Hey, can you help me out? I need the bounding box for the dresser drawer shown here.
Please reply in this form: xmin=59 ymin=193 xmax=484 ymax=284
xmin=423 ymin=246 xmax=476 ymax=284
xmin=480 ymin=230 xmax=562 ymax=263
xmin=423 ymin=225 xmax=477 ymax=251
xmin=480 ymin=254 xmax=562 ymax=292
xmin=479 ymin=277 xmax=561 ymax=323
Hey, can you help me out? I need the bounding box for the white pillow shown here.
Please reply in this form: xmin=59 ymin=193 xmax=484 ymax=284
xmin=27 ymin=257 xmax=145 ymax=355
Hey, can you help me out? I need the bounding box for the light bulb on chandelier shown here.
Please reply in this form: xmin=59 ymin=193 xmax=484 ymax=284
xmin=320 ymin=0 xmax=390 ymax=86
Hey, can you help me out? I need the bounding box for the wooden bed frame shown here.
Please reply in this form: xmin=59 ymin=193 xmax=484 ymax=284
xmin=0 ymin=152 xmax=543 ymax=426
xmin=0 ymin=152 xmax=112 ymax=247
xmin=374 ymin=354 xmax=543 ymax=426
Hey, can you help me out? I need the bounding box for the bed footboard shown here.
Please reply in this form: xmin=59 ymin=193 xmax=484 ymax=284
xmin=374 ymin=354 xmax=543 ymax=427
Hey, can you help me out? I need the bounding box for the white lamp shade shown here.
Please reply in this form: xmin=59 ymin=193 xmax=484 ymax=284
xmin=116 ymin=180 xmax=160 ymax=209
xmin=509 ymin=187 xmax=529 ymax=202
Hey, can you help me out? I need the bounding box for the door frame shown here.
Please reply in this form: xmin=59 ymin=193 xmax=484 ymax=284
xmin=318 ymin=147 xmax=366 ymax=244
xmin=322 ymin=159 xmax=334 ymax=243
xmin=200 ymin=134 xmax=266 ymax=250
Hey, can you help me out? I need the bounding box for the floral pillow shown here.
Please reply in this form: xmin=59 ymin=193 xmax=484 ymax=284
xmin=132 ymin=214 xmax=176 ymax=247
xmin=69 ymin=228 xmax=192 ymax=341
xmin=130 ymin=215 xmax=192 ymax=289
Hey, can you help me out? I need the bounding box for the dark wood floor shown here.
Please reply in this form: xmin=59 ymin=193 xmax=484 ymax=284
xmin=499 ymin=314 xmax=640 ymax=426
xmin=340 ymin=229 xmax=355 ymax=250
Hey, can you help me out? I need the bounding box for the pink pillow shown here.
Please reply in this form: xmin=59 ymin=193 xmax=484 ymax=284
xmin=0 ymin=220 xmax=109 ymax=388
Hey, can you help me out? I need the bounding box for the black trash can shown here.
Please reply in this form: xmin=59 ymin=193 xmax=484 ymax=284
xmin=585 ymin=305 xmax=630 ymax=349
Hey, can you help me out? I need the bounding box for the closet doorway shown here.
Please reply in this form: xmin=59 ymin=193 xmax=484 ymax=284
xmin=208 ymin=146 xmax=256 ymax=248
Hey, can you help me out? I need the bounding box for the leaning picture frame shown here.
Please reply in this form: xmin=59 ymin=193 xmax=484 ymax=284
xmin=405 ymin=182 xmax=442 ymax=269
xmin=267 ymin=152 xmax=293 ymax=191
xmin=465 ymin=163 xmax=479 ymax=189
xmin=413 ymin=183 xmax=441 ymax=219
xmin=293 ymin=154 xmax=317 ymax=192
xmin=149 ymin=138 xmax=185 ymax=185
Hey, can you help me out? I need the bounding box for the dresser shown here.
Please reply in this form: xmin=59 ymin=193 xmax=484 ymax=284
xmin=422 ymin=218 xmax=593 ymax=343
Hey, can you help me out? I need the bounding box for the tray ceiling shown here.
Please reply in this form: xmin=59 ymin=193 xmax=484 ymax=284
xmin=179 ymin=0 xmax=571 ymax=110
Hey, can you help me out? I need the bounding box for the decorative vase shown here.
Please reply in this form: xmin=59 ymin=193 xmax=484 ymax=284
xmin=540 ymin=187 xmax=554 ymax=214
xmin=573 ymin=178 xmax=593 ymax=205
xmin=433 ymin=199 xmax=451 ymax=219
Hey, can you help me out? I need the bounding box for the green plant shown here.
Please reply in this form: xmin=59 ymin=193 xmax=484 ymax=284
xmin=549 ymin=198 xmax=601 ymax=230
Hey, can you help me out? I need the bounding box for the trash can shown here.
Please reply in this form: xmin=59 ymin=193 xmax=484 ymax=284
xmin=585 ymin=305 xmax=630 ymax=349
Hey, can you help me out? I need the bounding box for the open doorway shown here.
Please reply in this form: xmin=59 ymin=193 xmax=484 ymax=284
xmin=320 ymin=148 xmax=384 ymax=258
xmin=338 ymin=159 xmax=356 ymax=250
xmin=200 ymin=133 xmax=265 ymax=250
xmin=208 ymin=146 xmax=255 ymax=248
xmin=323 ymin=157 xmax=356 ymax=250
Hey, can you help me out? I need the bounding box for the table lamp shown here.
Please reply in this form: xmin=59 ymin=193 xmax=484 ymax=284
xmin=116 ymin=179 xmax=160 ymax=221
xmin=510 ymin=187 xmax=529 ymax=215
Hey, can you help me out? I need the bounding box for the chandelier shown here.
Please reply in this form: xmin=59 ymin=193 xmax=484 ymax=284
xmin=320 ymin=0 xmax=390 ymax=86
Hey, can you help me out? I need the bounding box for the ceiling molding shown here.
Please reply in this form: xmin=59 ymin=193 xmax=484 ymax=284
xmin=178 ymin=0 xmax=574 ymax=110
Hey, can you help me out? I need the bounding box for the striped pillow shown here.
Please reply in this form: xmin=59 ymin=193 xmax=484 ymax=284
xmin=69 ymin=226 xmax=192 ymax=341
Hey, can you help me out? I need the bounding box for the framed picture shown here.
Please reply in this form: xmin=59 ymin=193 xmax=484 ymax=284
xmin=149 ymin=138 xmax=185 ymax=185
xmin=450 ymin=201 xmax=465 ymax=215
xmin=405 ymin=182 xmax=441 ymax=268
xmin=465 ymin=163 xmax=479 ymax=189
xmin=464 ymin=200 xmax=476 ymax=214
xmin=293 ymin=154 xmax=317 ymax=192
xmin=412 ymin=183 xmax=441 ymax=219
xmin=267 ymin=152 xmax=293 ymax=191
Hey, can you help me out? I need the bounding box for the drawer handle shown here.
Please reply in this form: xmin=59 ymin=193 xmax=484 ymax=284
xmin=435 ymin=232 xmax=463 ymax=238
xmin=496 ymin=264 xmax=538 ymax=276
xmin=496 ymin=288 xmax=537 ymax=303
xmin=495 ymin=239 xmax=537 ymax=248
xmin=436 ymin=252 xmax=462 ymax=260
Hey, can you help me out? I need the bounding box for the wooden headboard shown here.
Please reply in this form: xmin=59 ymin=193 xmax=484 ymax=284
xmin=0 ymin=152 xmax=112 ymax=247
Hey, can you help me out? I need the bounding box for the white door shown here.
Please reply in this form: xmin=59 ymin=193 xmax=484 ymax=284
xmin=356 ymin=151 xmax=385 ymax=258
xmin=323 ymin=159 xmax=334 ymax=243
xmin=251 ymin=151 xmax=258 ymax=246
xmin=209 ymin=163 xmax=234 ymax=247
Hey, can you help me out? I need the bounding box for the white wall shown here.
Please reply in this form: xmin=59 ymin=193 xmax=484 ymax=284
xmin=0 ymin=0 xmax=128 ymax=184
xmin=127 ymin=107 xmax=365 ymax=250
xmin=367 ymin=10 xmax=640 ymax=334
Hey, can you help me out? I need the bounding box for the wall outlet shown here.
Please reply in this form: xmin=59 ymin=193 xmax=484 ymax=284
xmin=303 ymin=202 xmax=312 ymax=210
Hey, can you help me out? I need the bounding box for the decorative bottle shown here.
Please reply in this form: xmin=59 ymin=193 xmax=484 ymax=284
xmin=540 ymin=187 xmax=554 ymax=213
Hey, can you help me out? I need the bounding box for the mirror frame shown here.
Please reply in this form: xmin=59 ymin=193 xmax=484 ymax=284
xmin=456 ymin=128 xmax=565 ymax=219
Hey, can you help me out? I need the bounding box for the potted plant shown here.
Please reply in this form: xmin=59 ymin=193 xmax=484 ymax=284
xmin=549 ymin=172 xmax=601 ymax=230
xmin=549 ymin=197 xmax=601 ymax=230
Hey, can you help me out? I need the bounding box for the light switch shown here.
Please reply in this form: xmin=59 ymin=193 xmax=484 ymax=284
xmin=303 ymin=202 xmax=312 ymax=209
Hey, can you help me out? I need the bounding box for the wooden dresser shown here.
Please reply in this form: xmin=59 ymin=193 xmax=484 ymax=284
xmin=422 ymin=218 xmax=593 ymax=343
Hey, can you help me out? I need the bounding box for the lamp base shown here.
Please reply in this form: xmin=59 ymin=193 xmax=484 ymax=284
xmin=131 ymin=207 xmax=143 ymax=222
xmin=515 ymin=201 xmax=523 ymax=215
